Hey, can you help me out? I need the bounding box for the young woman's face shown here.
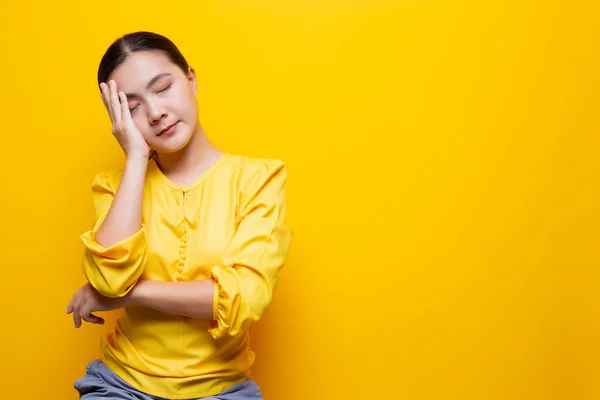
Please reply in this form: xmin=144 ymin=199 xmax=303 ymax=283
xmin=108 ymin=50 xmax=199 ymax=154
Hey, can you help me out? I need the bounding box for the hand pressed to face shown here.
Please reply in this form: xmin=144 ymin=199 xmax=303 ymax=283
xmin=65 ymin=283 xmax=128 ymax=328
xmin=103 ymin=50 xmax=199 ymax=156
xmin=100 ymin=80 xmax=150 ymax=158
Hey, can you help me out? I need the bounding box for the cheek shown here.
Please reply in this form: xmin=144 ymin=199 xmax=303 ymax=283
xmin=185 ymin=103 xmax=199 ymax=122
xmin=175 ymin=88 xmax=198 ymax=119
xmin=132 ymin=115 xmax=153 ymax=140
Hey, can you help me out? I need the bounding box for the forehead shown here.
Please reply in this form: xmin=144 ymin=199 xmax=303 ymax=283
xmin=109 ymin=51 xmax=180 ymax=88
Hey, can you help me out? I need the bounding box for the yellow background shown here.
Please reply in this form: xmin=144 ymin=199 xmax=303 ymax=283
xmin=1 ymin=1 xmax=599 ymax=399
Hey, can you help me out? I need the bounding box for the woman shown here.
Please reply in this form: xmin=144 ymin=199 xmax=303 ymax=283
xmin=65 ymin=31 xmax=292 ymax=400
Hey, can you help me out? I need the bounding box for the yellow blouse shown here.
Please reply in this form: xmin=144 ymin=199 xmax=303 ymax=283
xmin=79 ymin=153 xmax=292 ymax=399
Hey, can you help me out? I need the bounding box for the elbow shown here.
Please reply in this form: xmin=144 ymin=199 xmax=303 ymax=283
xmin=212 ymin=288 xmax=274 ymax=339
xmin=82 ymin=251 xmax=146 ymax=298
xmin=247 ymin=288 xmax=274 ymax=323
xmin=80 ymin=227 xmax=147 ymax=298
xmin=236 ymin=279 xmax=276 ymax=327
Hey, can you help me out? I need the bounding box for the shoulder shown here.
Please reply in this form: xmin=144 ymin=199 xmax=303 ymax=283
xmin=226 ymin=153 xmax=286 ymax=179
xmin=89 ymin=169 xmax=126 ymax=194
xmin=224 ymin=153 xmax=286 ymax=189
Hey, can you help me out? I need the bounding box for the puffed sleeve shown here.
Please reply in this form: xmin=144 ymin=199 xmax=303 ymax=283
xmin=79 ymin=172 xmax=147 ymax=298
xmin=209 ymin=160 xmax=292 ymax=339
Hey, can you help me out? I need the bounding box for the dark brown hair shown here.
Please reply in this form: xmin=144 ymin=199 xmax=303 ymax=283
xmin=97 ymin=31 xmax=190 ymax=86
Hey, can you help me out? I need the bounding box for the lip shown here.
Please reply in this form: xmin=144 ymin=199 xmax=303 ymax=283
xmin=158 ymin=121 xmax=179 ymax=136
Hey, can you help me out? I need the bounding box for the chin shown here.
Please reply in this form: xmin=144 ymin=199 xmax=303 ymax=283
xmin=152 ymin=130 xmax=193 ymax=154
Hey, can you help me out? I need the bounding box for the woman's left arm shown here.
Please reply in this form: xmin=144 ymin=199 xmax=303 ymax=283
xmin=127 ymin=279 xmax=215 ymax=319
xmin=66 ymin=279 xmax=214 ymax=327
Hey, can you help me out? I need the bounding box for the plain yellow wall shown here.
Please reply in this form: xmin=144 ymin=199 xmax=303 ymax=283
xmin=1 ymin=1 xmax=599 ymax=399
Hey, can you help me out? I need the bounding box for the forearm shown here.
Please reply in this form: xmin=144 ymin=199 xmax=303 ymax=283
xmin=126 ymin=279 xmax=215 ymax=319
xmin=95 ymin=155 xmax=147 ymax=247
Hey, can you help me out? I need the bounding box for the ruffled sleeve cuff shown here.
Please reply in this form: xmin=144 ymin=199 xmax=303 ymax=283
xmin=80 ymin=214 xmax=147 ymax=298
xmin=209 ymin=265 xmax=244 ymax=340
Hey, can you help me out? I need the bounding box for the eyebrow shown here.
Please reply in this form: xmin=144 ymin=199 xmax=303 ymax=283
xmin=124 ymin=73 xmax=172 ymax=99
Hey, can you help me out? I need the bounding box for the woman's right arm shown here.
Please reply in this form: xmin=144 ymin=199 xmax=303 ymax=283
xmin=95 ymin=155 xmax=147 ymax=247
xmin=79 ymin=167 xmax=148 ymax=299
xmin=79 ymin=80 xmax=151 ymax=298
xmin=96 ymin=80 xmax=150 ymax=246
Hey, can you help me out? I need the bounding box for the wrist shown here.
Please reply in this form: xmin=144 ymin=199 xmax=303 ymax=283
xmin=125 ymin=281 xmax=147 ymax=307
xmin=126 ymin=153 xmax=150 ymax=164
xmin=124 ymin=155 xmax=150 ymax=174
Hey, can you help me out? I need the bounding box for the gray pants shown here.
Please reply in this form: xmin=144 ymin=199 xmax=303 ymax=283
xmin=74 ymin=360 xmax=263 ymax=400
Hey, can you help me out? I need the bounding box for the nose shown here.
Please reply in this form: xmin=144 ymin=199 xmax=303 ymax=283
xmin=146 ymin=99 xmax=168 ymax=125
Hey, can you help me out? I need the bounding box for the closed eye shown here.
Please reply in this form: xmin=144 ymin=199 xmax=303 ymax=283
xmin=128 ymin=83 xmax=171 ymax=112
xmin=157 ymin=84 xmax=172 ymax=94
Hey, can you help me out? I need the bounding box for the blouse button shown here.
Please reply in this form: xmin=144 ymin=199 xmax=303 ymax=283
xmin=178 ymin=260 xmax=185 ymax=266
xmin=180 ymin=254 xmax=187 ymax=260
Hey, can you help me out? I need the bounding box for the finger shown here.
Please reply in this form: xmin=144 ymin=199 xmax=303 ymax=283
xmin=80 ymin=303 xmax=92 ymax=322
xmin=109 ymin=80 xmax=122 ymax=125
xmin=66 ymin=296 xmax=75 ymax=314
xmin=99 ymin=82 xmax=115 ymax=122
xmin=83 ymin=313 xmax=105 ymax=325
xmin=66 ymin=290 xmax=81 ymax=314
xmin=119 ymin=91 xmax=132 ymax=121
xmin=73 ymin=305 xmax=82 ymax=328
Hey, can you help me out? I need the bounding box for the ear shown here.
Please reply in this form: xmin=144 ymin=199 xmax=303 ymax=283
xmin=187 ymin=67 xmax=198 ymax=95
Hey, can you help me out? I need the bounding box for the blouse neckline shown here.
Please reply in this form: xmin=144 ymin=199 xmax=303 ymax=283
xmin=149 ymin=153 xmax=232 ymax=192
